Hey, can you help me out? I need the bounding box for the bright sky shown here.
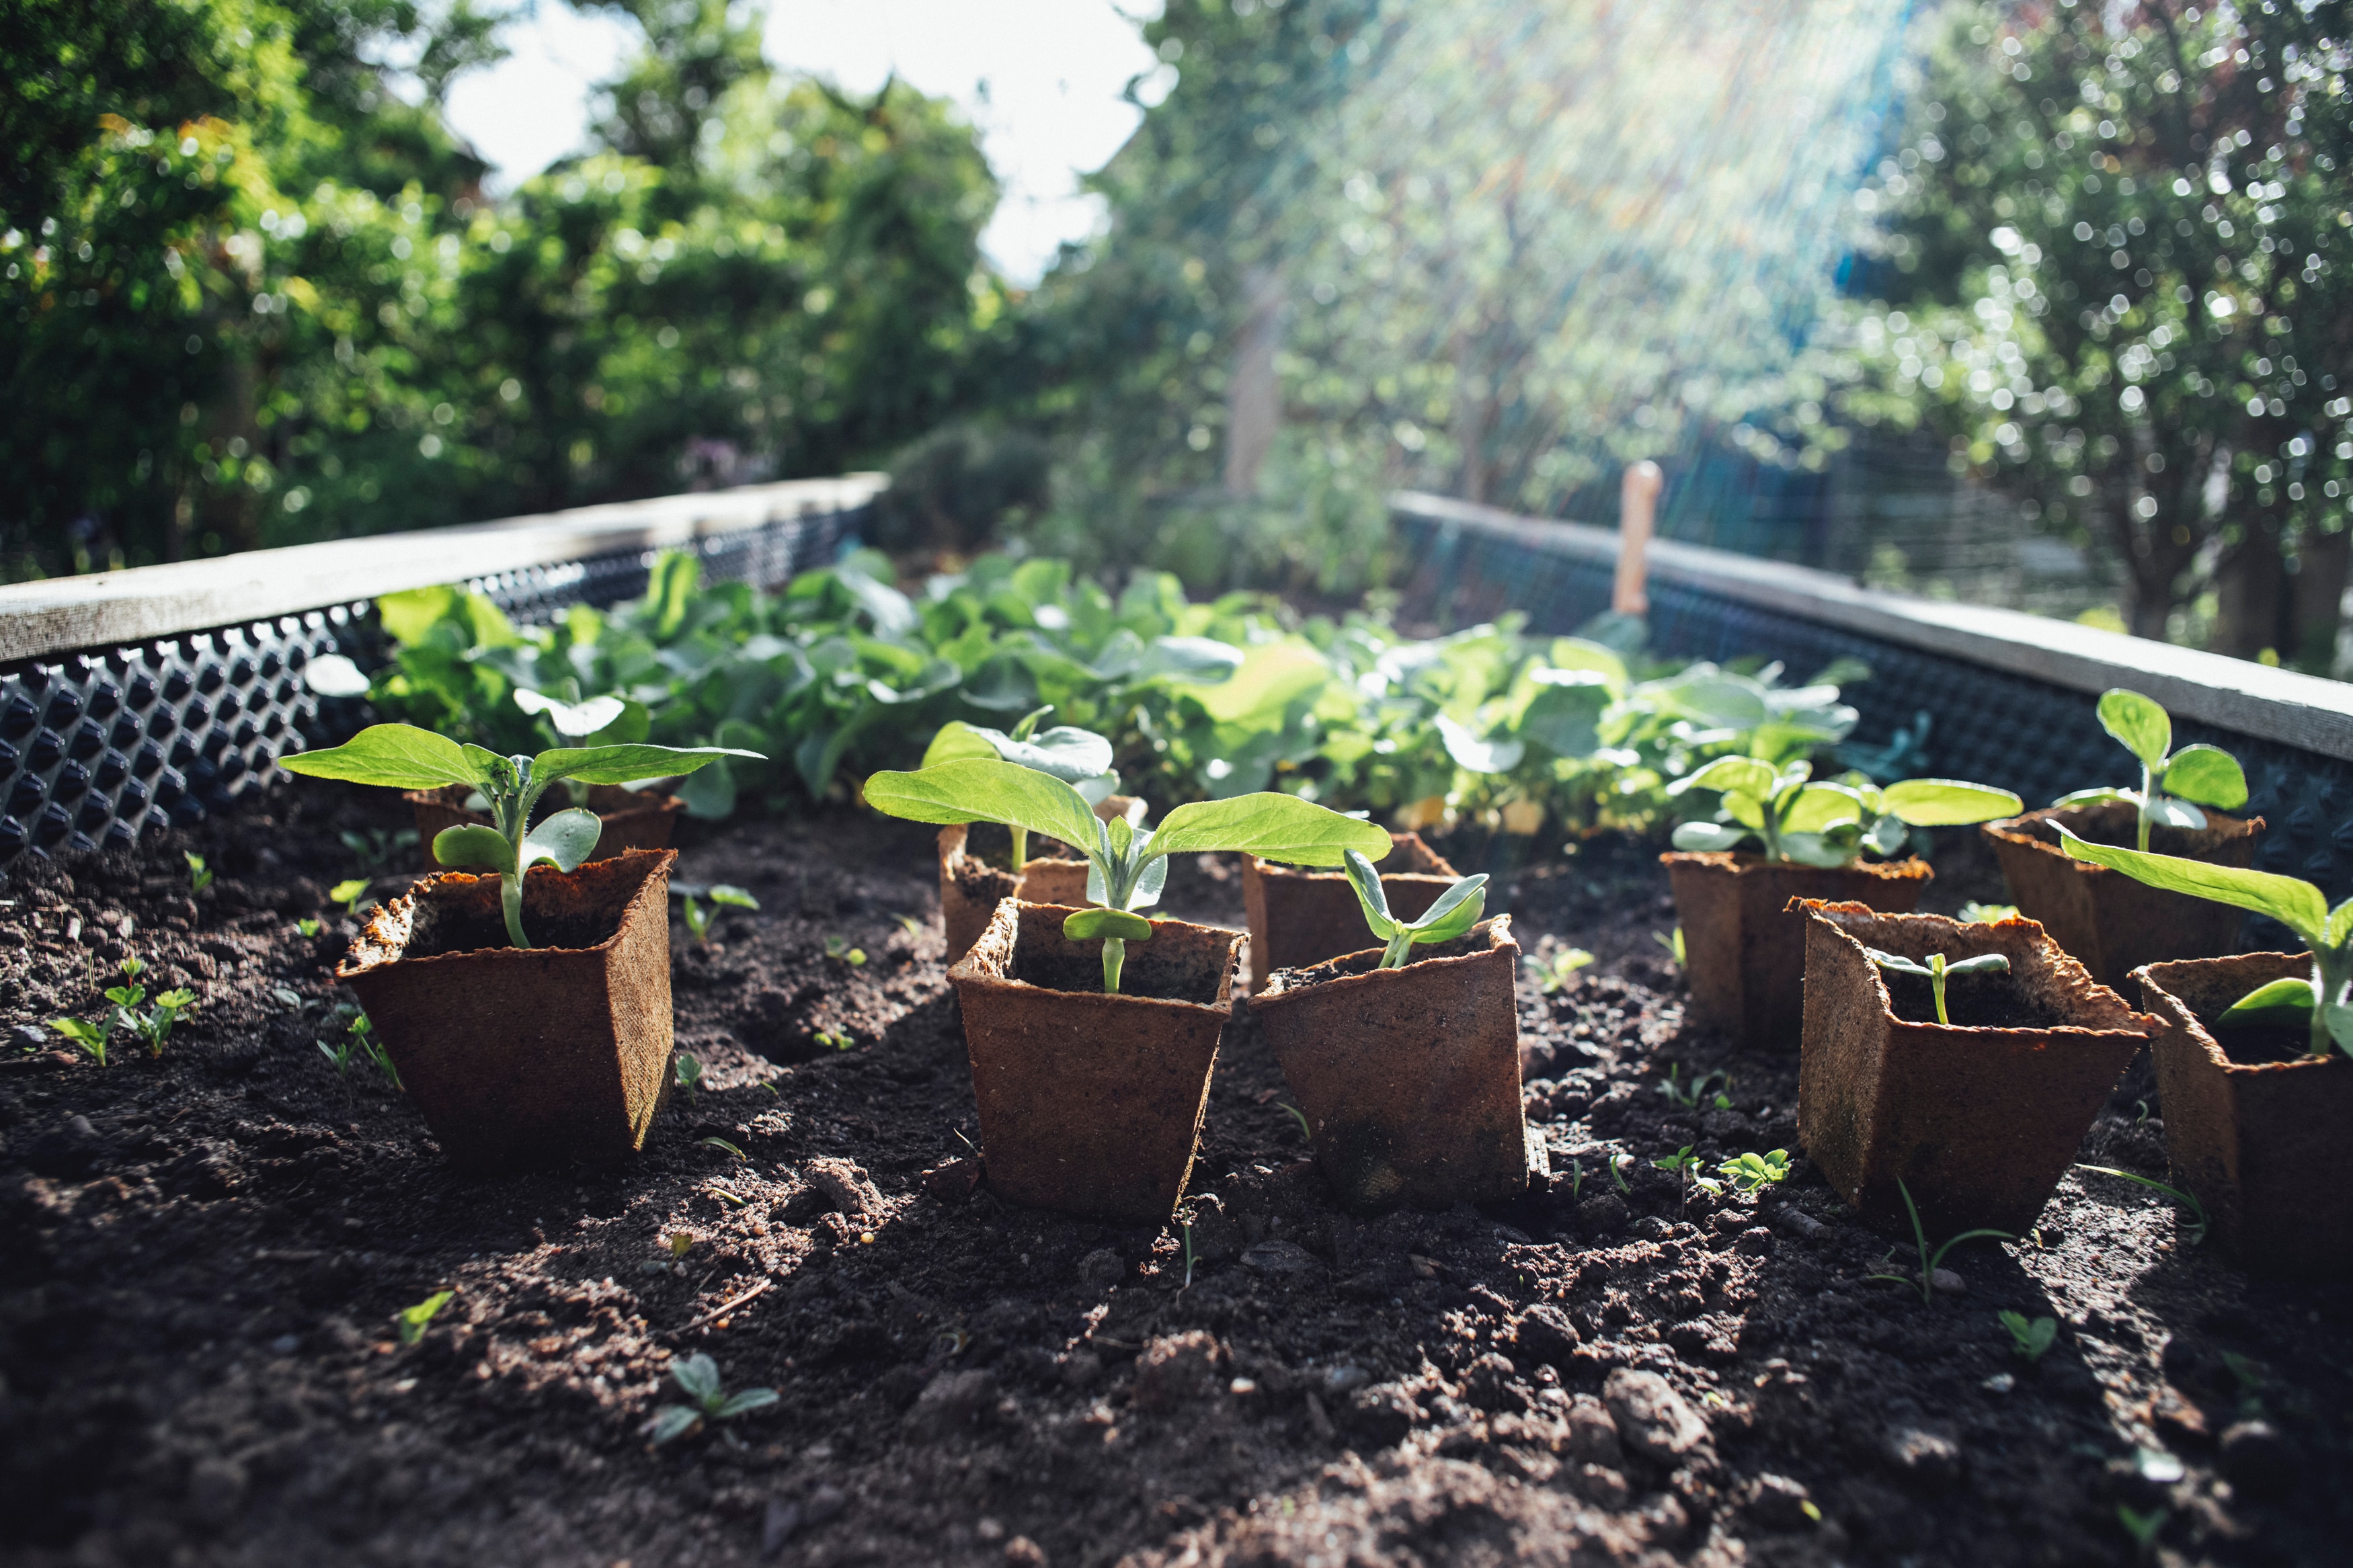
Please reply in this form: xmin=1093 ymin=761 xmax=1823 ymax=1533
xmin=440 ymin=0 xmax=1163 ymax=283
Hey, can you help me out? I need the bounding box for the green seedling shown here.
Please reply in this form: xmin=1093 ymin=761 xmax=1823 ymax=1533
xmin=1654 ymin=1145 xmax=1722 ymax=1208
xmin=105 ymin=958 xmax=197 ymax=1058
xmin=1656 ymin=1063 xmax=1730 ymax=1110
xmin=281 ymin=724 xmax=759 ymax=949
xmin=675 ymin=1054 xmax=704 ymax=1096
xmin=318 ymin=1034 xmax=354 ymax=1074
xmin=813 ymin=1028 xmax=853 ymax=1050
xmin=1718 ymin=1149 xmax=1790 ymax=1193
xmin=1181 ymin=1216 xmax=1198 ymax=1288
xmin=2055 ymin=827 xmax=2353 ymax=1059
xmin=1866 ymin=1178 xmax=2011 ymax=1304
xmin=862 ymin=757 xmax=1390 ymax=993
xmin=2052 ymin=689 xmax=2247 ymax=852
xmin=396 ymin=1289 xmax=454 ymax=1346
xmin=297 ymin=916 xmax=323 ymax=938
xmin=337 ymin=1006 xmax=399 ymax=1088
xmin=1609 ymin=1153 xmax=1631 ymax=1194
xmin=185 ymin=852 xmax=214 ymax=894
xmin=825 ymin=935 xmax=867 ymax=966
xmin=1862 ymin=948 xmax=2011 ymax=1026
xmin=682 ymin=897 xmax=711 ymax=945
xmin=645 ymin=1352 xmax=779 ymax=1445
xmin=2075 ymin=1163 xmax=2208 ymax=1246
xmin=1527 ymin=946 xmax=1594 ymax=993
xmin=893 ymin=913 xmax=924 ymax=936
xmin=48 ymin=1016 xmax=110 ymax=1065
xmin=711 ymin=884 xmax=757 ymax=909
xmin=1653 ymin=927 xmax=1685 ymax=966
xmin=1341 ymin=849 xmax=1488 ymax=968
xmin=2116 ymin=1503 xmax=2167 ymax=1558
xmin=699 ymin=1137 xmax=745 ymax=1159
xmin=1999 ymin=1309 xmax=2058 ymax=1362
xmin=340 ymin=826 xmax=420 ymax=874
xmin=1957 ymin=901 xmax=2020 ymax=923
xmin=1568 ymin=1158 xmax=1585 ymax=1200
xmin=1279 ymin=1103 xmax=1313 ymax=1141
xmin=329 ymin=878 xmax=372 ymax=916
xmin=923 ymin=705 xmax=1118 ymax=871
xmin=1669 ymin=757 xmax=2020 ymax=866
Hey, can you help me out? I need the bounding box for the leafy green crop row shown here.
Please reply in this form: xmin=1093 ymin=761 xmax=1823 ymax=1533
xmin=357 ymin=548 xmax=1872 ymax=839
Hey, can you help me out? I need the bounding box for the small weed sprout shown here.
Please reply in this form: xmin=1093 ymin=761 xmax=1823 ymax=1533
xmin=813 ymin=1028 xmax=852 ymax=1050
xmin=825 ymin=935 xmax=867 ymax=966
xmin=682 ymin=897 xmax=711 ymax=945
xmin=1999 ymin=1310 xmax=2058 ymax=1362
xmin=674 ymin=1054 xmax=704 ymax=1096
xmin=297 ymin=916 xmax=323 ymax=938
xmin=1653 ymin=926 xmax=1685 ymax=966
xmin=1656 ymin=1063 xmax=1729 ymax=1110
xmin=1863 ymin=948 xmax=2011 ymax=1026
xmin=646 ymin=1352 xmax=779 ymax=1445
xmin=319 ymin=1034 xmax=355 ymax=1074
xmin=1279 ymin=1103 xmax=1313 ymax=1141
xmin=1718 ymin=1149 xmax=1790 ymax=1193
xmin=2116 ymin=1503 xmax=2167 ymax=1559
xmin=666 ymin=1231 xmax=695 ymax=1258
xmin=104 ymin=958 xmax=197 ymax=1058
xmin=1609 ymin=1153 xmax=1632 ymax=1194
xmin=1181 ymin=1217 xmax=1198 ymax=1288
xmin=329 ymin=878 xmax=372 ymax=917
xmin=1866 ymin=1179 xmax=2011 ymax=1303
xmin=47 ymin=1015 xmax=110 ymax=1065
xmin=699 ymin=1137 xmax=746 ymax=1159
xmin=1527 ymin=946 xmax=1594 ymax=993
xmin=2075 ymin=1163 xmax=2209 ymax=1245
xmin=893 ymin=913 xmax=924 ymax=936
xmin=335 ymin=1006 xmax=399 ymax=1088
xmin=396 ymin=1290 xmax=454 ymax=1346
xmin=1958 ymin=901 xmax=2020 ymax=923
xmin=185 ymin=852 xmax=214 ymax=894
xmin=1654 ymin=1145 xmax=1721 ymax=1209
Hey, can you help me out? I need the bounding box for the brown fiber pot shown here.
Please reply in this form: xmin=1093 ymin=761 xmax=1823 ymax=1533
xmin=336 ymin=848 xmax=679 ymax=1171
xmin=1252 ymin=917 xmax=1530 ymax=1212
xmin=947 ymin=900 xmax=1238 ymax=1224
xmin=1797 ymin=901 xmax=2153 ymax=1237
xmin=1242 ymin=832 xmax=1460 ymax=993
xmin=2134 ymin=954 xmax=2353 ymax=1278
xmin=934 ymin=795 xmax=1144 ymax=965
xmin=1664 ymin=852 xmax=1933 ymax=1050
xmin=1984 ymin=801 xmax=2264 ymax=987
xmin=406 ymin=784 xmax=688 ymax=868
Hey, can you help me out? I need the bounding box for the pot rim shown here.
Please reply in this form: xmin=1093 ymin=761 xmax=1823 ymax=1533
xmin=1247 ymin=831 xmax=1460 ymax=886
xmin=1252 ymin=914 xmax=1517 ymax=1005
xmin=1800 ymin=897 xmax=2154 ymax=1040
xmin=335 ymin=848 xmax=677 ymax=980
xmin=2135 ymin=950 xmax=2348 ymax=1079
xmin=1661 ymin=850 xmax=1932 ymax=880
xmin=946 ymin=899 xmax=1240 ymax=1016
xmin=1984 ymin=801 xmax=2265 ymax=868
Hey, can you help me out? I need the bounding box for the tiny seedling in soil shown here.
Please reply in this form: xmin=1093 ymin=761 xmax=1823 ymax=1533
xmin=1609 ymin=1153 xmax=1632 ymax=1194
xmin=296 ymin=916 xmax=323 ymax=938
xmin=1866 ymin=1178 xmax=2011 ymax=1304
xmin=666 ymin=1231 xmax=695 ymax=1259
xmin=2055 ymin=827 xmax=2353 ymax=1058
xmin=1999 ymin=1310 xmax=2059 ymax=1362
xmin=1340 ymin=848 xmax=1489 ymax=968
xmin=863 ymin=757 xmax=1388 ymax=992
xmin=1656 ymin=1063 xmax=1730 ymax=1110
xmin=681 ymin=897 xmax=712 ymax=946
xmin=676 ymin=884 xmax=757 ymax=946
xmin=1279 ymin=1103 xmax=1313 ymax=1141
xmin=1668 ymin=757 xmax=2020 ymax=865
xmin=335 ymin=1006 xmax=399 ymax=1089
xmin=645 ymin=1353 xmax=779 ymax=1445
xmin=318 ymin=1034 xmax=355 ymax=1075
xmin=1958 ymin=901 xmax=2020 ymax=923
xmin=280 ymin=723 xmax=758 ymax=949
xmin=2116 ymin=1503 xmax=2167 ymax=1558
xmin=329 ymin=879 xmax=372 ymax=917
xmin=2075 ymin=1163 xmax=2209 ymax=1245
xmin=1527 ymin=946 xmax=1594 ymax=993
xmin=2052 ymin=688 xmax=2247 ymax=852
xmin=183 ymin=852 xmax=214 ymax=895
xmin=813 ymin=1028 xmax=852 ymax=1051
xmin=1863 ymin=948 xmax=2011 ymax=1026
xmin=921 ymin=704 xmax=1119 ymax=870
xmin=699 ymin=1137 xmax=746 ymax=1159
xmin=674 ymin=1054 xmax=704 ymax=1096
xmin=825 ymin=935 xmax=867 ymax=966
xmin=893 ymin=913 xmax=924 ymax=936
xmin=1181 ymin=1219 xmax=1198 ymax=1288
xmin=1654 ymin=1145 xmax=1722 ymax=1209
xmin=106 ymin=957 xmax=198 ymax=1059
xmin=396 ymin=1290 xmax=454 ymax=1346
xmin=1718 ymin=1149 xmax=1790 ymax=1193
xmin=1653 ymin=927 xmax=1685 ymax=966
xmin=46 ymin=1015 xmax=110 ymax=1065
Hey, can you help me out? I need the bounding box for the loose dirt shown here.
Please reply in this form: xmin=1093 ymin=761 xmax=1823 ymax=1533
xmin=3 ymin=788 xmax=2348 ymax=1567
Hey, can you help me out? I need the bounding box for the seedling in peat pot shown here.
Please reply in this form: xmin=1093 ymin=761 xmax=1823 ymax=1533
xmin=862 ymin=757 xmax=1390 ymax=992
xmin=921 ymin=705 xmax=1119 ymax=870
xmin=280 ymin=724 xmax=759 ymax=949
xmin=1527 ymin=946 xmax=1594 ymax=993
xmin=1341 ymin=848 xmax=1488 ymax=968
xmin=1863 ymin=948 xmax=2011 ymax=1026
xmin=646 ymin=1353 xmax=779 ymax=1445
xmin=1668 ymin=757 xmax=2020 ymax=866
xmin=1999 ymin=1310 xmax=2058 ymax=1362
xmin=2055 ymin=827 xmax=2353 ymax=1059
xmin=1719 ymin=1149 xmax=1791 ymax=1193
xmin=1866 ymin=1179 xmax=2011 ymax=1304
xmin=396 ymin=1290 xmax=453 ymax=1346
xmin=185 ymin=852 xmax=214 ymax=895
xmin=2075 ymin=1163 xmax=2209 ymax=1245
xmin=2052 ymin=689 xmax=2247 ymax=852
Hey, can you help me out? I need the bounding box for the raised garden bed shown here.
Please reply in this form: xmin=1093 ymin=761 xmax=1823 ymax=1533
xmin=1 ymin=786 xmax=2347 ymax=1567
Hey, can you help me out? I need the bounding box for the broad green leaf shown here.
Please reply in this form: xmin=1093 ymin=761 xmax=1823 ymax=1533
xmin=1782 ymin=783 xmax=1868 ymax=834
xmin=433 ymin=823 xmax=514 ymax=872
xmin=2055 ymin=827 xmax=2330 ymax=942
xmin=1667 ymin=755 xmax=1778 ymax=802
xmin=1343 ymin=848 xmax=1400 ymax=938
xmin=670 ymin=1353 xmax=722 ymax=1401
xmin=1151 ymin=792 xmax=1394 ymax=867
xmin=969 ymin=724 xmax=1115 ymax=783
xmin=1670 ymin=820 xmax=1753 ymax=852
xmin=376 ymin=585 xmax=460 ymax=645
xmin=863 ymin=758 xmax=1105 ymax=855
xmin=2098 ymin=688 xmax=2171 ymax=771
xmin=1864 ymin=813 xmax=1911 ymax=857
xmin=1064 ymin=907 xmax=1154 ymax=942
xmin=1880 ymin=779 xmax=2023 ymax=827
xmin=676 ymin=759 xmax=735 ymax=820
xmin=2327 ymin=898 xmax=2353 ymax=950
xmin=1778 ymin=831 xmax=1858 ymax=867
xmin=1644 ymin=672 xmax=1769 ymax=730
xmin=279 ymin=725 xmax=488 ymax=790
xmin=521 ymin=808 xmax=602 ymax=873
xmin=1437 ymin=714 xmax=1525 ymax=774
xmin=1404 ymin=873 xmax=1488 ymax=940
xmin=536 ymin=743 xmax=764 ymax=786
xmin=514 ymin=689 xmax=626 ymax=738
xmin=1194 ymin=642 xmax=1328 ymax=724
xmin=2162 ymin=745 xmax=2248 ymax=811
xmin=2216 ymin=977 xmax=2315 ymax=1029
xmin=1516 ymin=678 xmax=1609 ymax=757
xmin=2051 ymin=786 xmax=2134 ymax=810
xmin=1544 ymin=636 xmax=1630 ymax=696
xmin=1139 ymin=636 xmax=1246 ymax=682
xmin=921 ymin=722 xmax=1000 ymax=769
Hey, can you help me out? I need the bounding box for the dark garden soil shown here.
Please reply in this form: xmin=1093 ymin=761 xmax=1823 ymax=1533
xmin=3 ymin=792 xmax=2350 ymax=1568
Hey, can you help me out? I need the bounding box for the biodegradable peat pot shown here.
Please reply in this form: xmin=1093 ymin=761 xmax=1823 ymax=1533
xmin=1798 ymin=901 xmax=2153 ymax=1236
xmin=947 ymin=899 xmax=1239 ymax=1223
xmin=405 ymin=784 xmax=687 ymax=867
xmin=1985 ymin=801 xmax=2265 ymax=986
xmin=1663 ymin=852 xmax=1933 ymax=1050
xmin=934 ymin=795 xmax=1144 ymax=964
xmin=1242 ymin=832 xmax=1460 ymax=993
xmin=1252 ymin=917 xmax=1529 ymax=1212
xmin=2135 ymin=954 xmax=2353 ymax=1278
xmin=337 ymin=848 xmax=679 ymax=1171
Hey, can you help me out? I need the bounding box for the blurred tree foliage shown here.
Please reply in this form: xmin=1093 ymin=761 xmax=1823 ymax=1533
xmin=1825 ymin=0 xmax=2353 ymax=665
xmin=1 ymin=0 xmax=1006 ymax=579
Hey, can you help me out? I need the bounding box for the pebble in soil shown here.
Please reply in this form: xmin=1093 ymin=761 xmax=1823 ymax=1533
xmin=0 ymin=788 xmax=2347 ymax=1566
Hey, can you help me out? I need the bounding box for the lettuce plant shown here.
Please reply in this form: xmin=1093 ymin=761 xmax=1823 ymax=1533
xmin=921 ymin=705 xmax=1117 ymax=869
xmin=1666 ymin=757 xmax=2020 ymax=866
xmin=2056 ymin=827 xmax=2352 ymax=1057
xmin=863 ymin=757 xmax=1390 ymax=991
xmin=280 ymin=725 xmax=759 ymax=949
xmin=1863 ymin=948 xmax=2010 ymax=1026
xmin=1339 ymin=848 xmax=1488 ymax=968
xmin=2050 ymin=689 xmax=2247 ymax=852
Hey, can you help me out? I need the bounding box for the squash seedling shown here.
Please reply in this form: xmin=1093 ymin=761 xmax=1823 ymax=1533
xmin=2051 ymin=689 xmax=2247 ymax=852
xmin=1340 ymin=848 xmax=1488 ymax=968
xmin=1866 ymin=1179 xmax=2011 ymax=1304
xmin=1718 ymin=1149 xmax=1790 ymax=1193
xmin=280 ymin=724 xmax=760 ymax=949
xmin=646 ymin=1352 xmax=779 ymax=1445
xmin=1668 ymin=757 xmax=2020 ymax=866
xmin=1862 ymin=948 xmax=2011 ymax=1026
xmin=1999 ymin=1309 xmax=2057 ymax=1362
xmin=2075 ymin=1163 xmax=2208 ymax=1245
xmin=395 ymin=1289 xmax=454 ymax=1346
xmin=863 ymin=757 xmax=1391 ymax=992
xmin=184 ymin=852 xmax=214 ymax=895
xmin=2055 ymin=827 xmax=2353 ymax=1058
xmin=921 ymin=705 xmax=1118 ymax=870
